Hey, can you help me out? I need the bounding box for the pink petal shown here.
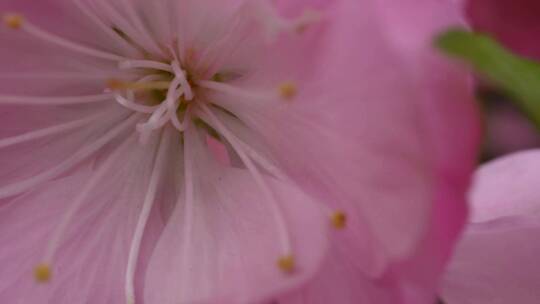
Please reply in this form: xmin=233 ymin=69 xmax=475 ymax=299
xmin=210 ymin=0 xmax=478 ymax=276
xmin=469 ymin=150 xmax=540 ymax=222
xmin=441 ymin=150 xmax=540 ymax=304
xmin=0 ymin=106 xmax=127 ymax=198
xmin=144 ymin=129 xmax=329 ymax=304
xmin=0 ymin=139 xmax=166 ymax=304
xmin=442 ymin=218 xmax=540 ymax=304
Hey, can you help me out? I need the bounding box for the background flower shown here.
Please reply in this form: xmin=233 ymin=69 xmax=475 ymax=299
xmin=441 ymin=150 xmax=540 ymax=304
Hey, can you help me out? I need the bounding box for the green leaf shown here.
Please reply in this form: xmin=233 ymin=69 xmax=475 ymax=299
xmin=436 ymin=28 xmax=540 ymax=128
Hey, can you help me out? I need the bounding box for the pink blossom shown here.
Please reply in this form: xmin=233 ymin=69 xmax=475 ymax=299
xmin=0 ymin=1 xmax=479 ymax=304
xmin=441 ymin=150 xmax=540 ymax=304
xmin=465 ymin=0 xmax=540 ymax=60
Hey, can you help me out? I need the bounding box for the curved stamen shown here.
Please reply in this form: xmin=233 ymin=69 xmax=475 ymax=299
xmin=136 ymin=77 xmax=182 ymax=140
xmin=113 ymin=76 xmax=163 ymax=114
xmin=0 ymin=114 xmax=140 ymax=199
xmin=126 ymin=75 xmax=164 ymax=100
xmin=200 ymin=104 xmax=294 ymax=272
xmin=3 ymin=14 xmax=125 ymax=61
xmin=171 ymin=61 xmax=193 ymax=100
xmin=136 ymin=106 xmax=167 ymax=145
xmin=166 ymin=89 xmax=187 ymax=132
xmin=0 ymin=93 xmax=112 ymax=105
xmin=125 ymin=128 xmax=172 ymax=304
xmin=40 ymin=133 xmax=138 ymax=277
xmin=0 ymin=112 xmax=107 ymax=149
xmin=135 ymin=61 xmax=192 ymax=139
xmin=114 ymin=94 xmax=158 ymax=114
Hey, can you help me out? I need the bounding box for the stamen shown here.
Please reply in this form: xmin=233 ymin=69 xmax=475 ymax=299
xmin=133 ymin=60 xmax=192 ymax=140
xmin=0 ymin=72 xmax=123 ymax=80
xmin=245 ymin=2 xmax=320 ymax=38
xmin=42 ymin=134 xmax=137 ymax=263
xmin=0 ymin=112 xmax=106 ymax=149
xmin=107 ymin=79 xmax=171 ymax=91
xmin=0 ymin=93 xmax=112 ymax=105
xmin=4 ymin=15 xmax=124 ymax=61
xmin=125 ymin=129 xmax=172 ymax=304
xmin=3 ymin=13 xmax=24 ymax=29
xmin=277 ymin=255 xmax=296 ymax=274
xmin=278 ymin=82 xmax=297 ymax=100
xmin=91 ymin=0 xmax=163 ymax=57
xmin=119 ymin=60 xmax=173 ymax=73
xmin=199 ymin=80 xmax=275 ymax=101
xmin=34 ymin=263 xmax=52 ymax=283
xmin=0 ymin=114 xmax=139 ymax=199
xmin=171 ymin=61 xmax=193 ymax=101
xmin=200 ymin=105 xmax=295 ymax=274
xmin=331 ymin=211 xmax=347 ymax=229
xmin=118 ymin=0 xmax=166 ymax=58
xmin=73 ymin=0 xmax=140 ymax=56
xmin=179 ymin=122 xmax=197 ymax=295
xmin=136 ymin=105 xmax=169 ymax=144
xmin=114 ymin=94 xmax=158 ymax=114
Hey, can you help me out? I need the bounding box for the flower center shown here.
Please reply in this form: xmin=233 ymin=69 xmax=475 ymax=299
xmin=108 ymin=58 xmax=197 ymax=144
xmin=1 ymin=4 xmax=346 ymax=304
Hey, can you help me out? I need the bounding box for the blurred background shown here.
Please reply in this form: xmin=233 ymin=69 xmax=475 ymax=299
xmin=480 ymin=86 xmax=540 ymax=161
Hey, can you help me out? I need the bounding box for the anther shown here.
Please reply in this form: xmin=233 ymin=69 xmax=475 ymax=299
xmin=34 ymin=263 xmax=52 ymax=283
xmin=331 ymin=211 xmax=347 ymax=229
xmin=279 ymin=82 xmax=297 ymax=100
xmin=277 ymin=255 xmax=296 ymax=274
xmin=3 ymin=14 xmax=24 ymax=29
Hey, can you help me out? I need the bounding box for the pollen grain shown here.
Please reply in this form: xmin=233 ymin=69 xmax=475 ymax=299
xmin=34 ymin=263 xmax=52 ymax=283
xmin=279 ymin=82 xmax=297 ymax=100
xmin=331 ymin=211 xmax=347 ymax=229
xmin=3 ymin=14 xmax=24 ymax=29
xmin=277 ymin=255 xmax=296 ymax=274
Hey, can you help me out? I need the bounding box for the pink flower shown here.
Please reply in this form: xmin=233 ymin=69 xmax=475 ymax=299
xmin=465 ymin=0 xmax=540 ymax=60
xmin=0 ymin=0 xmax=479 ymax=303
xmin=441 ymin=150 xmax=540 ymax=304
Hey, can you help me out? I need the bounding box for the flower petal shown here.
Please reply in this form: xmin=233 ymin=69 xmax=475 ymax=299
xmin=144 ymin=128 xmax=329 ymax=304
xmin=209 ymin=0 xmax=478 ymax=273
xmin=442 ymin=217 xmax=540 ymax=304
xmin=0 ymin=134 xmax=168 ymax=304
xmin=441 ymin=150 xmax=540 ymax=304
xmin=469 ymin=150 xmax=540 ymax=222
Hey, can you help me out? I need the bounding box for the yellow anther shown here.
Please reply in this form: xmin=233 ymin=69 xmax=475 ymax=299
xmin=277 ymin=255 xmax=295 ymax=274
xmin=331 ymin=211 xmax=347 ymax=229
xmin=3 ymin=14 xmax=24 ymax=29
xmin=279 ymin=82 xmax=297 ymax=100
xmin=34 ymin=263 xmax=52 ymax=283
xmin=106 ymin=79 xmax=170 ymax=91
